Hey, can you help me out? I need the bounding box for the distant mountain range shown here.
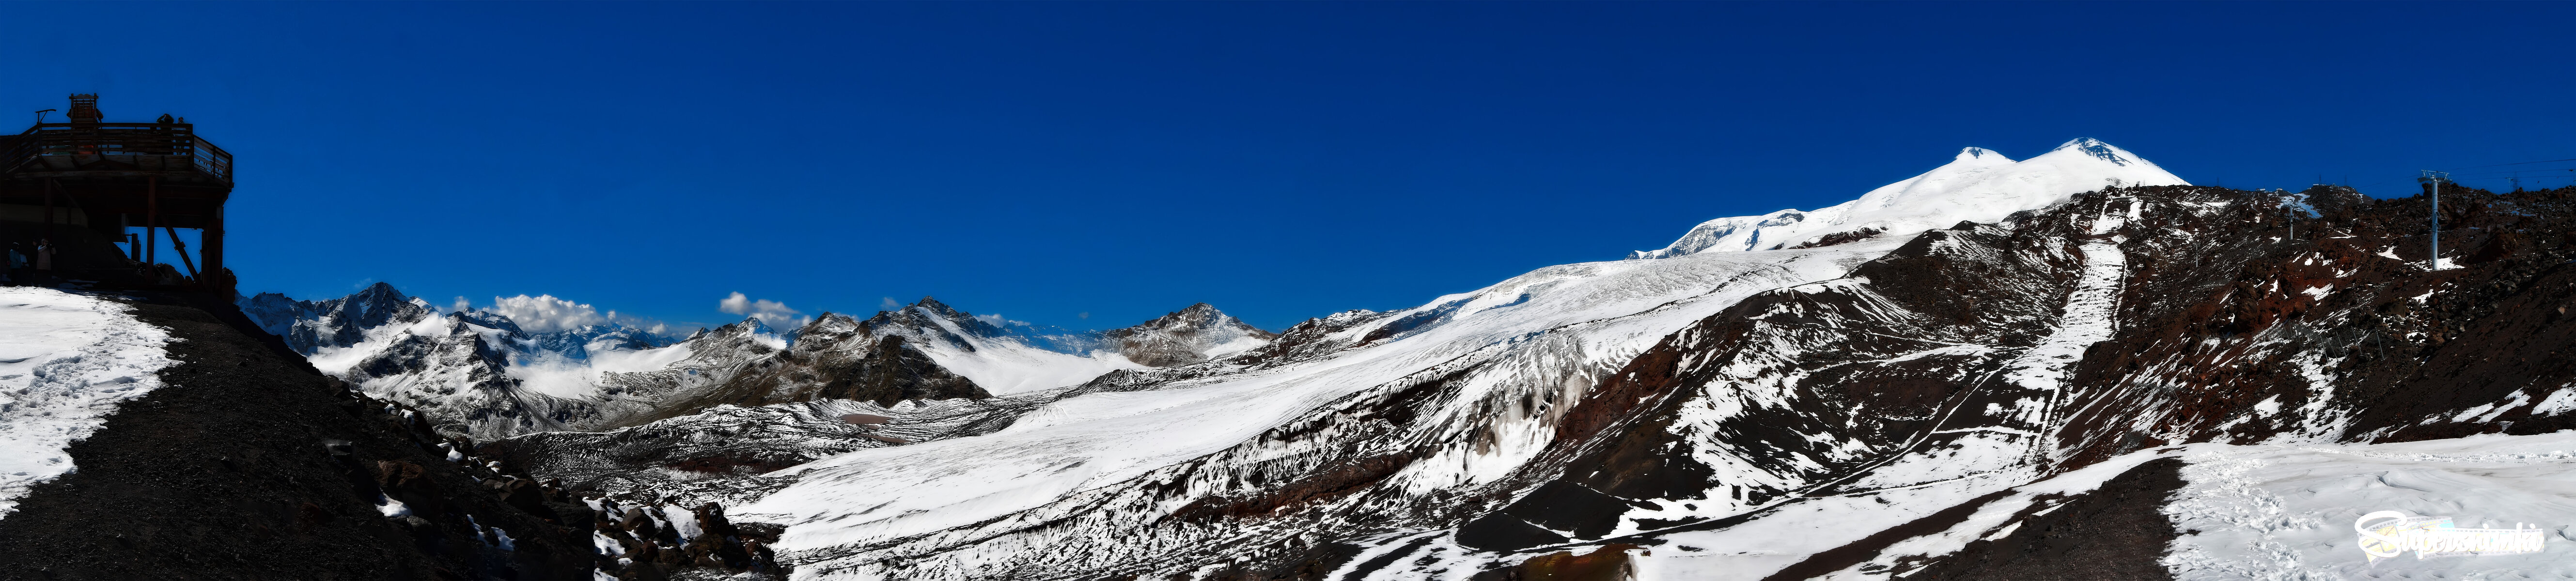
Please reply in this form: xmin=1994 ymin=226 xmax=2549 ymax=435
xmin=239 ymin=286 xmax=1277 ymax=439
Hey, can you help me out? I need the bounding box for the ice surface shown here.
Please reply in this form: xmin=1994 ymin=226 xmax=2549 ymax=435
xmin=0 ymin=288 xmax=175 ymax=521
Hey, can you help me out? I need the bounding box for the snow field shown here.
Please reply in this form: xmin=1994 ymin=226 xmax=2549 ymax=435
xmin=2162 ymin=432 xmax=2576 ymax=580
xmin=0 ymin=287 xmax=175 ymax=520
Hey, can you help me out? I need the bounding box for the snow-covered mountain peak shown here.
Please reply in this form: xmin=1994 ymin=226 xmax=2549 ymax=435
xmin=797 ymin=311 xmax=864 ymax=337
xmin=1131 ymin=303 xmax=1235 ymax=332
xmin=1631 ymin=139 xmax=2186 ymax=259
xmin=238 ymin=282 xmax=438 ymax=354
xmin=701 ymin=316 xmax=788 ymax=349
xmin=2052 ymin=137 xmax=2135 ymax=165
xmin=238 ymin=284 xmax=695 ymax=437
xmin=1101 ymin=303 xmax=1277 ymax=367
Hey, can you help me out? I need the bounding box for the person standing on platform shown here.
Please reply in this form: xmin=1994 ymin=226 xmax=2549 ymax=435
xmin=4 ymin=244 xmax=24 ymax=286
xmin=34 ymin=238 xmax=54 ymax=284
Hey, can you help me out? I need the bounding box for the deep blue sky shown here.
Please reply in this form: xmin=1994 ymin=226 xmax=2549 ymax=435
xmin=9 ymin=2 xmax=2571 ymax=332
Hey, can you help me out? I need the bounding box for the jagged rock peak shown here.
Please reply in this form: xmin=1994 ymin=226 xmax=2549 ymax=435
xmin=798 ymin=311 xmax=864 ymax=336
xmin=709 ymin=315 xmax=782 ymax=337
xmin=1125 ymin=303 xmax=1266 ymax=335
xmin=237 ymin=282 xmax=437 ymax=354
xmin=909 ymin=296 xmax=962 ymax=315
xmin=861 ymin=296 xmax=1007 ymax=339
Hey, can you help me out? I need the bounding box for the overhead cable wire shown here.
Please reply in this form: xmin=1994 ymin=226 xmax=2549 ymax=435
xmin=2442 ymin=157 xmax=2576 ymax=170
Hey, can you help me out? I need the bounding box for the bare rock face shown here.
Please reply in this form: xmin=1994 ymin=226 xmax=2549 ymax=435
xmin=1100 ymin=303 xmax=1278 ymax=367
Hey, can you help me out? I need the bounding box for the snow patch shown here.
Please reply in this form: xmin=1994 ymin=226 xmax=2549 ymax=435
xmin=2533 ymin=387 xmax=2576 ymax=416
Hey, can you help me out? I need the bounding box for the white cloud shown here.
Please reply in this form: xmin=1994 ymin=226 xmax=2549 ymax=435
xmin=485 ymin=294 xmax=616 ymax=334
xmin=444 ymin=294 xmax=668 ymax=336
xmin=720 ymin=292 xmax=809 ymax=329
xmin=880 ymin=296 xmax=901 ymax=310
xmin=972 ymin=313 xmax=1027 ymax=327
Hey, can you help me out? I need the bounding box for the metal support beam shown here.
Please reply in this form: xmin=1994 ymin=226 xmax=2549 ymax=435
xmin=145 ymin=177 xmax=158 ymax=266
xmin=163 ymin=226 xmax=197 ymax=280
xmin=2420 ymin=170 xmax=2449 ymax=270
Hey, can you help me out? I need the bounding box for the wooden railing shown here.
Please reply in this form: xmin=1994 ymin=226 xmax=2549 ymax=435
xmin=2 ymin=122 xmax=233 ymax=182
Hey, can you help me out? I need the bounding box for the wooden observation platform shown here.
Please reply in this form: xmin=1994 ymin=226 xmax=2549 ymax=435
xmin=0 ymin=94 xmax=233 ymax=290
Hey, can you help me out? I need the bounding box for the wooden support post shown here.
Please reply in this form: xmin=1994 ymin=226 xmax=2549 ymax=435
xmin=203 ymin=206 xmax=223 ymax=282
xmin=146 ymin=177 xmax=158 ymax=266
xmin=163 ymin=226 xmax=198 ymax=280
